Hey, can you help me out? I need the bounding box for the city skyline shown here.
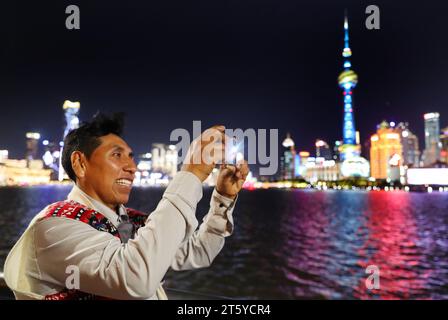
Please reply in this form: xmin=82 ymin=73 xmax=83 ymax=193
xmin=0 ymin=1 xmax=447 ymax=158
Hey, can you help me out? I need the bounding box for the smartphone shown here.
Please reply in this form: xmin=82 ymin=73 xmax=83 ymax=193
xmin=224 ymin=136 xmax=238 ymax=165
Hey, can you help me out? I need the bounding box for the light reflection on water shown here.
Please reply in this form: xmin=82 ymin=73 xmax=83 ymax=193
xmin=0 ymin=186 xmax=447 ymax=299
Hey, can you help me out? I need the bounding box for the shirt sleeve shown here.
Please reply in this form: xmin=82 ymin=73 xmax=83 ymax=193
xmin=32 ymin=171 xmax=202 ymax=300
xmin=170 ymin=188 xmax=237 ymax=271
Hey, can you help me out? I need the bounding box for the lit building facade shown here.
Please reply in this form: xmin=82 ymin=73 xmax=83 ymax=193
xmin=407 ymin=168 xmax=448 ymax=186
xmin=315 ymin=140 xmax=332 ymax=160
xmin=422 ymin=112 xmax=441 ymax=167
xmin=337 ymin=13 xmax=361 ymax=160
xmin=396 ymin=122 xmax=420 ymax=167
xmin=296 ymin=151 xmax=310 ymax=178
xmin=370 ymin=121 xmax=403 ymax=180
xmin=0 ymin=159 xmax=51 ymax=186
xmin=59 ymin=100 xmax=80 ymax=181
xmin=280 ymin=133 xmax=296 ymax=180
xmin=340 ymin=156 xmax=370 ymax=178
xmin=25 ymin=132 xmax=41 ymax=162
xmin=151 ymin=143 xmax=178 ymax=179
xmin=333 ymin=140 xmax=342 ymax=161
xmin=62 ymin=100 xmax=81 ymax=138
xmin=304 ymin=158 xmax=341 ymax=183
xmin=440 ymin=126 xmax=448 ymax=164
xmin=41 ymin=140 xmax=63 ymax=180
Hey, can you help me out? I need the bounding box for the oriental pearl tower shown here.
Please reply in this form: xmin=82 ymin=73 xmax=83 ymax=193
xmin=337 ymin=12 xmax=361 ymax=160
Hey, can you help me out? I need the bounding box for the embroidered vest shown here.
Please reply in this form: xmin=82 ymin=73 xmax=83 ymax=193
xmin=41 ymin=200 xmax=148 ymax=300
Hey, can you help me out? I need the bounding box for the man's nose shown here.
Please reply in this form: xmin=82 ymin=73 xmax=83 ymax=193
xmin=124 ymin=159 xmax=137 ymax=175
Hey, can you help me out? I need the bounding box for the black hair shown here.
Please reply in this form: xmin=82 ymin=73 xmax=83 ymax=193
xmin=62 ymin=112 xmax=125 ymax=181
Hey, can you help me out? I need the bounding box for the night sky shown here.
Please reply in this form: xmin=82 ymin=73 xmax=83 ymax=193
xmin=1 ymin=0 xmax=447 ymax=161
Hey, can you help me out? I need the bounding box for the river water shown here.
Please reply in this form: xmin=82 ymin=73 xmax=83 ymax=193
xmin=1 ymin=186 xmax=447 ymax=299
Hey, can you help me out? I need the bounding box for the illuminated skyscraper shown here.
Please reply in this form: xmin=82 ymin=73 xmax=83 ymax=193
xmin=296 ymin=151 xmax=310 ymax=177
xmin=422 ymin=112 xmax=441 ymax=166
xmin=441 ymin=126 xmax=448 ymax=164
xmin=315 ymin=139 xmax=332 ymax=160
xmin=370 ymin=121 xmax=403 ymax=180
xmin=62 ymin=100 xmax=81 ymax=138
xmin=42 ymin=140 xmax=62 ymax=180
xmin=424 ymin=113 xmax=440 ymax=149
xmin=25 ymin=132 xmax=41 ymax=163
xmin=337 ymin=12 xmax=361 ymax=160
xmin=396 ymin=122 xmax=420 ymax=167
xmin=333 ymin=140 xmax=342 ymax=161
xmin=59 ymin=100 xmax=80 ymax=181
xmin=281 ymin=133 xmax=296 ymax=180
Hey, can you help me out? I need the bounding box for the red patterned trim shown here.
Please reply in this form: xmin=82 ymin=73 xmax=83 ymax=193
xmin=40 ymin=200 xmax=148 ymax=300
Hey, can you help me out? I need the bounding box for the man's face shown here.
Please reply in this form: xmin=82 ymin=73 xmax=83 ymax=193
xmin=81 ymin=134 xmax=137 ymax=210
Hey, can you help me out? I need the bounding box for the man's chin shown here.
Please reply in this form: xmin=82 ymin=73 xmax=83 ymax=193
xmin=109 ymin=194 xmax=130 ymax=208
xmin=118 ymin=195 xmax=130 ymax=205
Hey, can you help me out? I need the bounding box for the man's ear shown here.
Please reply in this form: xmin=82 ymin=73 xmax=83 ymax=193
xmin=71 ymin=151 xmax=88 ymax=180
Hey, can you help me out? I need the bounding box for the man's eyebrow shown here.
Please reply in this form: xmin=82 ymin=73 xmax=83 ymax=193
xmin=111 ymin=145 xmax=125 ymax=151
xmin=111 ymin=145 xmax=134 ymax=155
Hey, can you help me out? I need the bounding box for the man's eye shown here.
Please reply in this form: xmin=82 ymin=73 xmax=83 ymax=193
xmin=113 ymin=152 xmax=121 ymax=157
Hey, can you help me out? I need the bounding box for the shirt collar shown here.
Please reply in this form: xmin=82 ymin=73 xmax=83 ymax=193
xmin=67 ymin=184 xmax=127 ymax=228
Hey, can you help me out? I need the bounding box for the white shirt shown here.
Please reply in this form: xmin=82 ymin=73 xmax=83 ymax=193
xmin=3 ymin=171 xmax=236 ymax=300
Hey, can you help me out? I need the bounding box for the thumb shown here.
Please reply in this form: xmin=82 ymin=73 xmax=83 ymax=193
xmin=221 ymin=164 xmax=236 ymax=178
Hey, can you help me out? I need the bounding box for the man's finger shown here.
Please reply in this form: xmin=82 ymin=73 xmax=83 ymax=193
xmin=240 ymin=163 xmax=249 ymax=175
xmin=202 ymin=129 xmax=225 ymax=144
xmin=236 ymin=179 xmax=245 ymax=190
xmin=212 ymin=125 xmax=225 ymax=132
xmin=203 ymin=126 xmax=225 ymax=143
xmin=236 ymin=160 xmax=249 ymax=176
xmin=236 ymin=171 xmax=242 ymax=179
xmin=221 ymin=164 xmax=236 ymax=177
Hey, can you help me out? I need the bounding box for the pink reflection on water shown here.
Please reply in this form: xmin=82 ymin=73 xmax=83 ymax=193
xmin=281 ymin=190 xmax=335 ymax=298
xmin=355 ymin=191 xmax=430 ymax=299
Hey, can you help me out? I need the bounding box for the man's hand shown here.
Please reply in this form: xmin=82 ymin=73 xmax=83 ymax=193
xmin=216 ymin=160 xmax=249 ymax=200
xmin=181 ymin=125 xmax=226 ymax=182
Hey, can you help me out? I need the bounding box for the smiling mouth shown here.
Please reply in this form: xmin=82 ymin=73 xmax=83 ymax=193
xmin=116 ymin=179 xmax=133 ymax=187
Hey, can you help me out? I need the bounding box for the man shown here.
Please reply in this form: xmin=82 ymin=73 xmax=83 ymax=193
xmin=3 ymin=113 xmax=248 ymax=300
